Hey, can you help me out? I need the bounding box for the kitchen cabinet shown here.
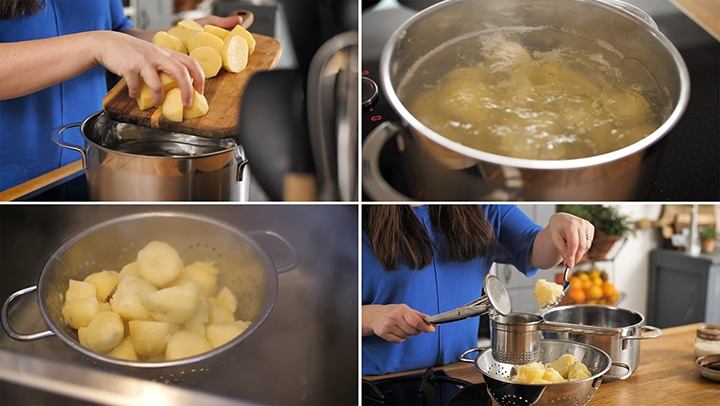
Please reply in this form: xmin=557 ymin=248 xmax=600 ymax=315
xmin=647 ymin=249 xmax=720 ymax=328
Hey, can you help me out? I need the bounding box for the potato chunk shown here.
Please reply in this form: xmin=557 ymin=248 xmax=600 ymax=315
xmin=183 ymin=90 xmax=209 ymax=120
xmin=206 ymin=320 xmax=250 ymax=348
xmin=160 ymin=88 xmax=184 ymax=123
xmin=221 ymin=35 xmax=249 ymax=73
xmin=203 ymin=24 xmax=230 ymax=39
xmin=226 ymin=24 xmax=256 ymax=55
xmin=511 ymin=354 xmax=593 ymax=383
xmin=65 ymin=280 xmax=97 ymax=302
xmin=84 ymin=311 xmax=125 ymax=353
xmin=152 ymin=30 xmax=186 ymax=54
xmin=187 ymin=31 xmax=225 ymax=54
xmin=189 ymin=46 xmax=223 ymax=79
xmin=140 ymin=282 xmax=201 ymax=323
xmin=165 ymin=330 xmax=213 ymax=360
xmin=173 ymin=261 xmax=219 ymax=297
xmin=83 ymin=270 xmax=120 ymax=302
xmin=110 ymin=275 xmax=157 ymax=321
xmin=534 ymin=279 xmax=565 ymax=310
xmin=129 ymin=320 xmax=178 ymax=357
xmin=210 ymin=286 xmax=238 ymax=313
xmin=62 ymin=297 xmax=109 ymax=329
xmin=137 ymin=240 xmax=183 ymax=288
xmin=108 ymin=336 xmax=138 ymax=361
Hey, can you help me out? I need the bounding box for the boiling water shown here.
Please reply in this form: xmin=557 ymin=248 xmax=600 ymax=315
xmin=400 ymin=28 xmax=671 ymax=160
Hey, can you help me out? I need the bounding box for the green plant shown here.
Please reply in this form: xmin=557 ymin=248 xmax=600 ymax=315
xmin=557 ymin=204 xmax=634 ymax=238
xmin=700 ymin=226 xmax=718 ymax=240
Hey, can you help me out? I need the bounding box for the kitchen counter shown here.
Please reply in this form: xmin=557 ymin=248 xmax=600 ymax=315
xmin=365 ymin=323 xmax=720 ymax=405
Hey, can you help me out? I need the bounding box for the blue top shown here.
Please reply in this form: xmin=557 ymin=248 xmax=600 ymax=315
xmin=0 ymin=0 xmax=133 ymax=190
xmin=362 ymin=205 xmax=543 ymax=376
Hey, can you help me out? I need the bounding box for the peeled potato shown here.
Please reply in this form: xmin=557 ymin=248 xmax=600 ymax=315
xmin=512 ymin=354 xmax=592 ymax=383
xmin=226 ymin=24 xmax=256 ymax=55
xmin=152 ymin=30 xmax=186 ymax=54
xmin=168 ymin=26 xmax=199 ymax=48
xmin=110 ymin=275 xmax=157 ymax=321
xmin=129 ymin=320 xmax=178 ymax=357
xmin=165 ymin=330 xmax=213 ymax=360
xmin=206 ymin=321 xmax=250 ymax=348
xmin=189 ymin=46 xmax=223 ymax=78
xmin=83 ymin=270 xmax=120 ymax=303
xmin=119 ymin=261 xmax=140 ymax=277
xmin=108 ymin=336 xmax=138 ymax=361
xmin=533 ymin=279 xmax=564 ymax=309
xmin=183 ymin=90 xmax=209 ymax=120
xmin=549 ymin=353 xmax=575 ymax=378
xmin=203 ymin=24 xmax=230 ymax=39
xmin=65 ymin=280 xmax=98 ymax=302
xmin=208 ymin=304 xmax=236 ymax=324
xmin=173 ymin=261 xmax=218 ymax=296
xmin=181 ymin=296 xmax=209 ymax=336
xmin=160 ymin=88 xmax=183 ymax=122
xmin=211 ymin=286 xmax=238 ymax=314
xmin=84 ymin=311 xmax=125 ymax=353
xmin=62 ymin=298 xmax=109 ymax=329
xmin=177 ymin=18 xmax=203 ymax=32
xmin=137 ymin=240 xmax=183 ymax=287
xmin=136 ymin=73 xmax=179 ymax=110
xmin=140 ymin=282 xmax=201 ymax=324
xmin=221 ymin=35 xmax=249 ymax=73
xmin=187 ymin=31 xmax=225 ymax=54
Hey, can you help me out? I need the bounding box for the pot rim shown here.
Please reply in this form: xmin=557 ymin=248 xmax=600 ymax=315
xmin=542 ymin=304 xmax=645 ymax=332
xmin=81 ymin=111 xmax=240 ymax=160
xmin=379 ymin=0 xmax=690 ymax=170
xmin=35 ymin=211 xmax=279 ymax=370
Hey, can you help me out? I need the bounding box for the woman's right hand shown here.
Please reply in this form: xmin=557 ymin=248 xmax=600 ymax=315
xmin=95 ymin=31 xmax=205 ymax=108
xmin=362 ymin=304 xmax=436 ymax=343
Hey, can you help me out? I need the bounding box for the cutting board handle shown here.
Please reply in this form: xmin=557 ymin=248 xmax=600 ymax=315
xmin=231 ymin=9 xmax=255 ymax=29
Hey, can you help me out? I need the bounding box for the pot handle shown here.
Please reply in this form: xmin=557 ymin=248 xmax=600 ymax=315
xmin=602 ymin=0 xmax=657 ymax=29
xmin=1 ymin=286 xmax=55 ymax=341
xmin=459 ymin=347 xmax=488 ymax=363
xmin=248 ymin=230 xmax=299 ymax=274
xmin=230 ymin=9 xmax=255 ymax=29
xmin=602 ymin=361 xmax=633 ymax=381
xmin=622 ymin=325 xmax=662 ymax=349
xmin=50 ymin=122 xmax=87 ymax=169
xmin=361 ymin=122 xmax=413 ymax=201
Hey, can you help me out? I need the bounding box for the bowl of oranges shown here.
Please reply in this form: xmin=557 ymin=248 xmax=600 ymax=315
xmin=557 ymin=268 xmax=621 ymax=306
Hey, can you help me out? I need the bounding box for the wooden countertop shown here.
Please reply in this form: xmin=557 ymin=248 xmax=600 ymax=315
xmin=366 ymin=323 xmax=720 ymax=405
xmin=0 ymin=160 xmax=83 ymax=201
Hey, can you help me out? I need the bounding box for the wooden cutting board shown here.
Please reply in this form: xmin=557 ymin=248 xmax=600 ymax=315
xmin=102 ymin=33 xmax=282 ymax=139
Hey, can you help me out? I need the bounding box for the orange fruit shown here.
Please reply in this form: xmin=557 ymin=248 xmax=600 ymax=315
xmin=570 ymin=276 xmax=583 ymax=290
xmin=568 ymin=287 xmax=586 ymax=304
xmin=587 ymin=285 xmax=603 ymax=300
xmin=602 ymin=282 xmax=617 ymax=297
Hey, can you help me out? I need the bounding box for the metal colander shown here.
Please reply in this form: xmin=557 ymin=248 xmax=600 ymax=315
xmin=472 ymin=340 xmax=614 ymax=406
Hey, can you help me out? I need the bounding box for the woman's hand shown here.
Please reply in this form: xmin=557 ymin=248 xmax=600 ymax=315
xmin=531 ymin=212 xmax=595 ymax=269
xmin=95 ymin=31 xmax=204 ymax=108
xmin=362 ymin=304 xmax=436 ymax=343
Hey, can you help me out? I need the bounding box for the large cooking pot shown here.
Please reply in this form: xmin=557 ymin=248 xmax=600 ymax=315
xmin=540 ymin=305 xmax=661 ymax=379
xmin=363 ymin=0 xmax=689 ymax=201
xmin=1 ymin=212 xmax=298 ymax=381
xmin=51 ymin=112 xmax=250 ymax=201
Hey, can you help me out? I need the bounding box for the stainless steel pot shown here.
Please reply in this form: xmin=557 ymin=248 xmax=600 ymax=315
xmin=540 ymin=305 xmax=661 ymax=379
xmin=51 ymin=112 xmax=250 ymax=201
xmin=364 ymin=0 xmax=690 ymax=201
xmin=1 ymin=212 xmax=298 ymax=381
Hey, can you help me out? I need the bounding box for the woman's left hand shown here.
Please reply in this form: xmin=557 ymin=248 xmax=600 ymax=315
xmin=532 ymin=212 xmax=595 ymax=269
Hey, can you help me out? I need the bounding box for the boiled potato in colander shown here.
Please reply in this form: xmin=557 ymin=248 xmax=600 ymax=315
xmin=511 ymin=353 xmax=592 ymax=384
xmin=61 ymin=240 xmax=251 ymax=362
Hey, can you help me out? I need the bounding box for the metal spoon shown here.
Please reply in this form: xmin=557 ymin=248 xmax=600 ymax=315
xmin=538 ymin=266 xmax=571 ymax=312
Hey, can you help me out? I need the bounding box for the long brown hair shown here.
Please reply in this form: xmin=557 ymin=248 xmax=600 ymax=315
xmin=0 ymin=0 xmax=45 ymax=19
xmin=363 ymin=205 xmax=495 ymax=270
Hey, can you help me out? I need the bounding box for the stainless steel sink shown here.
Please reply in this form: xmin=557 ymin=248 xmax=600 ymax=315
xmin=0 ymin=204 xmax=358 ymax=405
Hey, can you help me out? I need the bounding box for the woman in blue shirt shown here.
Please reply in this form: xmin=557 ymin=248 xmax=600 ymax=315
xmin=0 ymin=0 xmax=242 ymax=190
xmin=362 ymin=205 xmax=594 ymax=376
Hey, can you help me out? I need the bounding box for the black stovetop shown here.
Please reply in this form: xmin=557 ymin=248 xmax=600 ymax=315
xmin=361 ymin=0 xmax=720 ymax=201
